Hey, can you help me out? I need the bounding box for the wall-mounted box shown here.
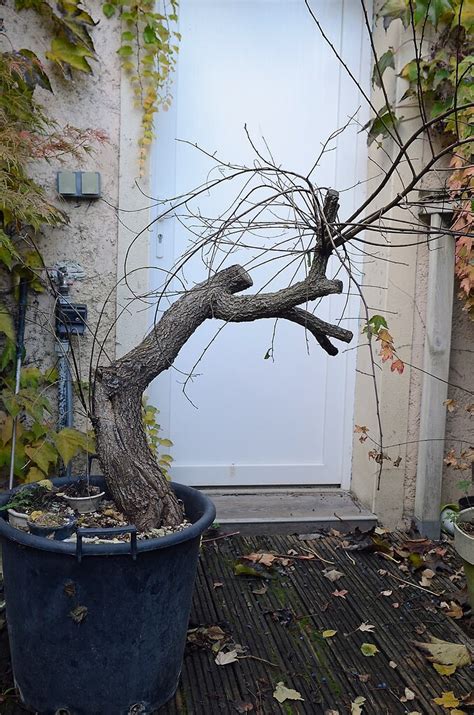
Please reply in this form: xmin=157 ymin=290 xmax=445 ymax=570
xmin=57 ymin=171 xmax=101 ymax=198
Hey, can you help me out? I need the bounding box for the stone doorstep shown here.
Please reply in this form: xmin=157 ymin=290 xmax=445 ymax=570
xmin=200 ymin=488 xmax=377 ymax=535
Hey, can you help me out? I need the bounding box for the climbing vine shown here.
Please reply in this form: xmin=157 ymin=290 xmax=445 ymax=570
xmin=372 ymin=0 xmax=473 ymax=318
xmin=102 ymin=0 xmax=180 ymax=174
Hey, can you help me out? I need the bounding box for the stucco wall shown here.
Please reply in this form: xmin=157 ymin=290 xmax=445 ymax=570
xmin=2 ymin=4 xmax=122 ymax=433
xmin=442 ymin=297 xmax=474 ymax=505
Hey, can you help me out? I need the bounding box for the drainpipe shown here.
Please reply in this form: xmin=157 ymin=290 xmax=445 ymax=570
xmin=414 ymin=195 xmax=454 ymax=539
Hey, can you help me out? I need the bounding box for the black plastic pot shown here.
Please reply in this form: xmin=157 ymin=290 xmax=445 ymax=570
xmin=0 ymin=476 xmax=216 ymax=715
xmin=27 ymin=514 xmax=76 ymax=540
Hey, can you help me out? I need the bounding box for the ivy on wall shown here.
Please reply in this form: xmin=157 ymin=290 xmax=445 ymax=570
xmin=370 ymin=0 xmax=473 ymax=318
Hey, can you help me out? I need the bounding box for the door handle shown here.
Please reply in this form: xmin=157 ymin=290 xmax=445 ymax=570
xmin=156 ymin=232 xmax=164 ymax=259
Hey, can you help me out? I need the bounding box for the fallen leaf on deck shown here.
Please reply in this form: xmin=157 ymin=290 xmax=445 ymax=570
xmin=69 ymin=606 xmax=88 ymax=624
xmin=358 ymin=673 xmax=370 ymax=683
xmin=415 ymin=624 xmax=427 ymax=635
xmin=432 ymin=691 xmax=460 ymax=708
xmin=400 ymin=688 xmax=416 ymax=702
xmin=215 ymin=649 xmax=239 ymax=666
xmin=392 ymin=602 xmax=400 ymax=609
xmin=445 ymin=601 xmax=464 ymax=619
xmin=351 ymin=696 xmax=366 ymax=714
xmin=460 ymin=691 xmax=474 ymax=706
xmin=205 ymin=626 xmax=227 ymax=641
xmin=234 ymin=563 xmax=274 ymax=579
xmin=213 ymin=582 xmax=223 ymax=589
xmin=360 ymin=643 xmax=379 ymax=657
xmin=358 ymin=622 xmax=375 ymax=632
xmin=413 ymin=637 xmax=471 ymax=668
xmin=380 ymin=590 xmax=393 ymax=596
xmin=273 ymin=682 xmax=304 ymax=703
xmin=322 ymin=629 xmax=337 ymax=638
xmin=252 ymin=584 xmax=268 ymax=595
xmin=332 ymin=589 xmax=348 ymax=599
xmin=323 ymin=569 xmax=344 ymax=582
xmin=377 ymin=569 xmax=388 ymax=576
xmin=234 ymin=701 xmax=254 ymax=712
xmin=420 ymin=568 xmax=435 ymax=587
xmin=433 ymin=663 xmax=457 ymax=676
xmin=325 ymin=710 xmax=340 ymax=715
xmin=243 ymin=552 xmax=277 ymax=567
xmin=389 ymin=660 xmax=398 ymax=669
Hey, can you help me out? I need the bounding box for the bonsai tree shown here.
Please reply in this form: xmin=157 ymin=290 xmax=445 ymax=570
xmin=5 ymin=1 xmax=472 ymax=532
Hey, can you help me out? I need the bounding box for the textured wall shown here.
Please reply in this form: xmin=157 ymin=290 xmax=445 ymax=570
xmin=2 ymin=4 xmax=122 ymax=434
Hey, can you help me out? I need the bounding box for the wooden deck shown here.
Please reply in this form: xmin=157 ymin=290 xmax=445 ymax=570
xmin=163 ymin=532 xmax=472 ymax=714
xmin=1 ymin=531 xmax=472 ymax=714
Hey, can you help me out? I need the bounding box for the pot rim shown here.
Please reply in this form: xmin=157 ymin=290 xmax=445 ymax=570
xmin=0 ymin=476 xmax=216 ymax=557
xmin=60 ymin=491 xmax=105 ymax=502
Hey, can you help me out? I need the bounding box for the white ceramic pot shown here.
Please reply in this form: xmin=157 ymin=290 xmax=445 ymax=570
xmin=453 ymin=507 xmax=474 ymax=608
xmin=7 ymin=509 xmax=29 ymax=530
xmin=61 ymin=492 xmax=105 ymax=514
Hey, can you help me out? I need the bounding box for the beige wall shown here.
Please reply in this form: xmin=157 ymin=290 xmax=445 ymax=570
xmin=3 ymin=5 xmax=122 ymax=429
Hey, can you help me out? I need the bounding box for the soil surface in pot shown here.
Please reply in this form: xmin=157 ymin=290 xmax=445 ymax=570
xmin=458 ymin=520 xmax=474 ymax=536
xmin=2 ymin=481 xmax=190 ymax=542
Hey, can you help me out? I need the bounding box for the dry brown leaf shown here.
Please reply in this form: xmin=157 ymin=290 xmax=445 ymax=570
xmin=213 ymin=582 xmax=223 ymax=590
xmin=252 ymin=584 xmax=268 ymax=596
xmin=234 ymin=701 xmax=254 ymax=713
xmin=323 ymin=568 xmax=344 ymax=582
xmin=206 ymin=626 xmax=226 ymax=641
xmin=332 ymin=589 xmax=348 ymax=599
xmin=351 ymin=696 xmax=366 ymax=714
xmin=215 ymin=649 xmax=239 ymax=666
xmin=244 ymin=552 xmax=276 ymax=568
xmin=380 ymin=590 xmax=393 ymax=596
xmin=400 ymin=688 xmax=416 ymax=702
xmin=358 ymin=622 xmax=375 ymax=633
xmin=414 ymin=638 xmax=471 ymax=668
xmin=273 ymin=682 xmax=304 ymax=703
xmin=389 ymin=660 xmax=398 ymax=669
xmin=445 ymin=601 xmax=464 ymax=619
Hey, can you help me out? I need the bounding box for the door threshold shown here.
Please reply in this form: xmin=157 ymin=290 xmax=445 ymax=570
xmin=200 ymin=488 xmax=377 ymax=535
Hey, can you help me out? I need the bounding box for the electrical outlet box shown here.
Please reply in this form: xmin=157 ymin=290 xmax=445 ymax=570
xmin=56 ymin=171 xmax=101 ymax=199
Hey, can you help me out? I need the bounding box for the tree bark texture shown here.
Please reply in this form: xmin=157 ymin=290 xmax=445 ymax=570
xmin=93 ymin=215 xmax=354 ymax=530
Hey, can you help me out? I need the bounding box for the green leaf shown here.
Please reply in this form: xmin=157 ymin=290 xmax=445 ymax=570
xmin=0 ymin=305 xmax=15 ymax=341
xmin=117 ymin=45 xmax=133 ymax=57
xmin=53 ymin=427 xmax=95 ymax=466
xmin=360 ymin=643 xmax=380 ymax=657
xmin=45 ymin=37 xmax=95 ymax=74
xmin=372 ymin=48 xmax=395 ymax=88
xmin=121 ymin=31 xmax=134 ymax=41
xmin=102 ymin=3 xmax=115 ymax=17
xmin=414 ymin=0 xmax=454 ymax=28
xmin=24 ymin=466 xmax=47 ymax=483
xmin=143 ymin=25 xmax=156 ymax=44
xmin=377 ymin=0 xmax=409 ymax=30
xmin=364 ymin=109 xmax=401 ymax=146
xmin=25 ymin=440 xmax=57 ymax=474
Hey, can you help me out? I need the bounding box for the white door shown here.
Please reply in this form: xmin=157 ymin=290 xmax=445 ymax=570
xmin=149 ymin=0 xmax=370 ymax=487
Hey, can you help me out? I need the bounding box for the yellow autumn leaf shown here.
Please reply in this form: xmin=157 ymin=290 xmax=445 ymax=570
xmin=322 ymin=629 xmax=337 ymax=638
xmin=360 ymin=643 xmax=379 ymax=657
xmin=433 ymin=663 xmax=457 ymax=676
xmin=414 ymin=638 xmax=471 ymax=668
xmin=433 ymin=691 xmax=460 ymax=708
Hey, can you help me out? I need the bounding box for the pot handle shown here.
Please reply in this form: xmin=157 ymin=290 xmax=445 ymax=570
xmin=76 ymin=526 xmax=138 ymax=563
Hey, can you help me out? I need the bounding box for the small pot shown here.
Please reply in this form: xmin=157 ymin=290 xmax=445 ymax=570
xmin=453 ymin=507 xmax=474 ymax=608
xmin=27 ymin=515 xmax=76 ymax=541
xmin=62 ymin=491 xmax=105 ymax=514
xmin=440 ymin=503 xmax=459 ymax=536
xmin=7 ymin=509 xmax=29 ymax=530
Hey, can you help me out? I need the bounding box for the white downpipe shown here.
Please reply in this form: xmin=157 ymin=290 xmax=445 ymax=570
xmin=414 ymin=209 xmax=455 ymax=538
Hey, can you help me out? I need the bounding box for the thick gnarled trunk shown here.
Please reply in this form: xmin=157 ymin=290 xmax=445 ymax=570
xmin=91 ymin=195 xmax=353 ymax=530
